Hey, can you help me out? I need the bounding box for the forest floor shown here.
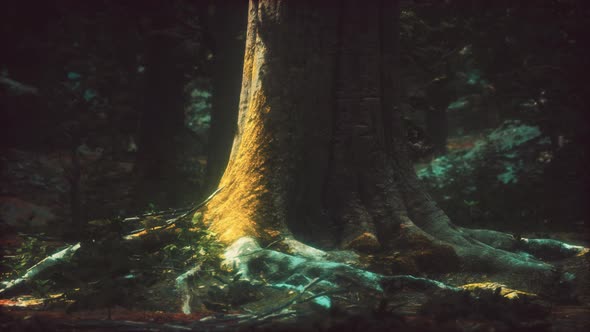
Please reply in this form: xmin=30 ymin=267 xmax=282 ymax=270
xmin=1 ymin=232 xmax=588 ymax=332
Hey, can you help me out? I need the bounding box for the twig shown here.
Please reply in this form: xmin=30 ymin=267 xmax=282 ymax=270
xmin=298 ymin=289 xmax=347 ymax=305
xmin=197 ymin=277 xmax=324 ymax=326
xmin=251 ymin=277 xmax=323 ymax=320
xmin=0 ymin=76 xmax=39 ymax=95
xmin=240 ymin=311 xmax=298 ymax=328
xmin=123 ymin=207 xmax=192 ymax=221
xmin=124 ymin=187 xmax=224 ymax=238
xmin=182 ymin=186 xmax=225 ymax=216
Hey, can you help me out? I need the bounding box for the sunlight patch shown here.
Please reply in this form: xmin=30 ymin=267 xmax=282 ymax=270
xmin=461 ymin=282 xmax=536 ymax=299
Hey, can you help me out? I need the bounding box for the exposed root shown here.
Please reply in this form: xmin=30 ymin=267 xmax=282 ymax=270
xmin=172 ymin=236 xmax=556 ymax=323
xmin=460 ymin=227 xmax=588 ymax=259
xmin=403 ymin=188 xmax=562 ymax=278
xmin=221 ymin=237 xmax=458 ymax=294
xmin=214 ymin=236 xmax=466 ymax=313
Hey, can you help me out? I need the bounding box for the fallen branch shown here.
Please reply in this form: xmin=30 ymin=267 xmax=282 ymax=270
xmin=251 ymin=277 xmax=323 ymax=320
xmin=0 ymin=243 xmax=81 ymax=296
xmin=0 ymin=188 xmax=224 ymax=298
xmin=124 ymin=187 xmax=224 ymax=239
xmin=0 ymin=76 xmax=39 ymax=95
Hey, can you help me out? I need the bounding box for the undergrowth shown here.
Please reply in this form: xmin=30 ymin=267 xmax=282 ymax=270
xmin=1 ymin=209 xmax=224 ymax=313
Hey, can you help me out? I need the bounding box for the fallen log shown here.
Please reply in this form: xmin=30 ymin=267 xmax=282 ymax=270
xmin=0 ymin=243 xmax=81 ymax=296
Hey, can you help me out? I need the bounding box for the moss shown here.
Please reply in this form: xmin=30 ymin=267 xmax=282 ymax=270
xmin=461 ymin=282 xmax=536 ymax=299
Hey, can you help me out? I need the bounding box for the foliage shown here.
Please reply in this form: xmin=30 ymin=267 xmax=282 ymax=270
xmin=0 ymin=206 xmax=224 ymax=313
xmin=1 ymin=235 xmax=67 ymax=301
xmin=60 ymin=213 xmax=222 ymax=312
xmin=158 ymin=213 xmax=224 ymax=272
xmin=418 ymin=120 xmax=543 ymax=187
xmin=400 ymin=0 xmax=588 ymax=156
xmin=185 ymin=79 xmax=213 ymax=134
xmin=417 ymin=118 xmax=588 ymax=232
xmin=417 ymin=121 xmax=541 ymax=228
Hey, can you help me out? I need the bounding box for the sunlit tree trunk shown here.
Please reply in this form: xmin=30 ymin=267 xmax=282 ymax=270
xmin=205 ymin=0 xmax=403 ymax=249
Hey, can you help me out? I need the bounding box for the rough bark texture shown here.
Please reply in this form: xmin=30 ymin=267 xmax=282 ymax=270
xmin=204 ymin=0 xmax=586 ymax=281
xmin=205 ymin=0 xmax=402 ymax=248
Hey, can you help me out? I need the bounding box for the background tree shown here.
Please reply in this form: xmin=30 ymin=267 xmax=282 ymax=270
xmin=398 ymin=0 xmax=589 ymax=233
xmin=204 ymin=0 xmax=249 ymax=191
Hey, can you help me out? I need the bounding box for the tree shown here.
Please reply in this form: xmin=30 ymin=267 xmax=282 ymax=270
xmin=203 ymin=0 xmax=585 ymax=288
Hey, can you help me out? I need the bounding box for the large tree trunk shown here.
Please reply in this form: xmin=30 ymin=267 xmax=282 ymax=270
xmin=205 ymin=0 xmax=399 ymax=248
xmin=204 ymin=0 xmax=585 ymax=280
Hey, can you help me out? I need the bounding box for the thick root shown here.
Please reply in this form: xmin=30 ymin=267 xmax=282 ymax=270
xmin=221 ymin=237 xmax=463 ymax=293
xmin=460 ymin=227 xmax=588 ymax=259
xmin=405 ymin=197 xmax=555 ymax=274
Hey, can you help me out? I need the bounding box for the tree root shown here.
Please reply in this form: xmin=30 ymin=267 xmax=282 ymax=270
xmin=195 ymin=237 xmax=461 ymax=313
xmin=400 ymin=187 xmax=588 ymax=288
xmin=461 ymin=227 xmax=588 ymax=259
xmin=171 ymin=236 xmax=561 ymax=326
